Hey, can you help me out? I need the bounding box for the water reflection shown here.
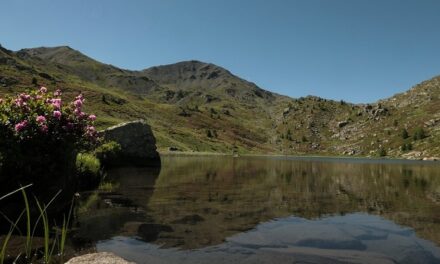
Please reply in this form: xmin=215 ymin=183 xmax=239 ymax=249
xmin=97 ymin=213 xmax=440 ymax=264
xmin=73 ymin=156 xmax=440 ymax=263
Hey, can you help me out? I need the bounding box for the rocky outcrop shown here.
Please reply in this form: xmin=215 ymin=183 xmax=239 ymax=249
xmin=337 ymin=120 xmax=349 ymax=128
xmin=65 ymin=252 xmax=134 ymax=264
xmin=102 ymin=120 xmax=160 ymax=167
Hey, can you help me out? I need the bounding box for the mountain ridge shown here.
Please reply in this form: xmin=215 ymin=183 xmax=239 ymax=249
xmin=1 ymin=44 xmax=439 ymax=158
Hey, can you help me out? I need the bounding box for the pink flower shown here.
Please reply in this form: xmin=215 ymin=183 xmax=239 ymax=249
xmin=86 ymin=125 xmax=97 ymax=138
xmin=39 ymin=87 xmax=47 ymax=93
xmin=75 ymin=94 xmax=83 ymax=100
xmin=14 ymin=120 xmax=28 ymax=132
xmin=35 ymin=95 xmax=42 ymax=100
xmin=74 ymin=108 xmax=81 ymax=116
xmin=52 ymin=98 xmax=62 ymax=110
xmin=88 ymin=114 xmax=96 ymax=121
xmin=74 ymin=99 xmax=83 ymax=109
xmin=20 ymin=93 xmax=31 ymax=101
xmin=53 ymin=110 xmax=62 ymax=120
xmin=36 ymin=115 xmax=46 ymax=124
xmin=15 ymin=98 xmax=26 ymax=107
xmin=54 ymin=89 xmax=62 ymax=97
xmin=40 ymin=125 xmax=48 ymax=133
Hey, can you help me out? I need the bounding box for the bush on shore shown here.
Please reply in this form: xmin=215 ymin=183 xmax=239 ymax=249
xmin=0 ymin=86 xmax=99 ymax=193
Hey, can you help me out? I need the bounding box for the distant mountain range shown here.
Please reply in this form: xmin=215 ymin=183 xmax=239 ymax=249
xmin=1 ymin=44 xmax=439 ymax=158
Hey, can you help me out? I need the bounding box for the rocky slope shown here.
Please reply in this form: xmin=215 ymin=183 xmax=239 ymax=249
xmin=1 ymin=44 xmax=439 ymax=158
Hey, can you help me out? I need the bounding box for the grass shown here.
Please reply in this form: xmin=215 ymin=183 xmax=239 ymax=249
xmin=0 ymin=213 xmax=23 ymax=264
xmin=21 ymin=188 xmax=31 ymax=260
xmin=98 ymin=182 xmax=119 ymax=192
xmin=0 ymin=186 xmax=73 ymax=264
xmin=58 ymin=201 xmax=73 ymax=262
xmin=77 ymin=192 xmax=99 ymax=214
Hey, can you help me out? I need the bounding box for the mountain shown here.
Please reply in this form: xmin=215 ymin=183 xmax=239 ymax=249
xmin=1 ymin=44 xmax=439 ymax=158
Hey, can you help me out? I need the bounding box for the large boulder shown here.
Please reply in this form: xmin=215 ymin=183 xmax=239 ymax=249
xmin=102 ymin=120 xmax=160 ymax=167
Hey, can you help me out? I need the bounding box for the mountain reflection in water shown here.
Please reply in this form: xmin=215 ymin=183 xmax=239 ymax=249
xmin=73 ymin=156 xmax=440 ymax=264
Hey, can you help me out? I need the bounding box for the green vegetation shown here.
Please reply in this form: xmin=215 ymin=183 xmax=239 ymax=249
xmin=76 ymin=192 xmax=99 ymax=214
xmin=378 ymin=147 xmax=387 ymax=157
xmin=94 ymin=141 xmax=121 ymax=167
xmin=98 ymin=181 xmax=119 ymax=192
xmin=413 ymin=127 xmax=427 ymax=140
xmin=401 ymin=142 xmax=413 ymax=152
xmin=401 ymin=128 xmax=409 ymax=139
xmin=76 ymin=153 xmax=101 ymax=176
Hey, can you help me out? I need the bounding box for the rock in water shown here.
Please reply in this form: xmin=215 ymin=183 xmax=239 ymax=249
xmin=102 ymin=120 xmax=160 ymax=167
xmin=66 ymin=252 xmax=134 ymax=264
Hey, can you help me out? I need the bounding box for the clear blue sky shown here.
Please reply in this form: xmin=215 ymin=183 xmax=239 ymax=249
xmin=1 ymin=0 xmax=440 ymax=103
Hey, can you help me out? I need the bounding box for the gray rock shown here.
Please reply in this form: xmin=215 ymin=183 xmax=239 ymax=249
xmin=338 ymin=121 xmax=349 ymax=128
xmin=102 ymin=120 xmax=160 ymax=167
xmin=423 ymin=157 xmax=439 ymax=161
xmin=65 ymin=252 xmax=134 ymax=264
xmin=424 ymin=118 xmax=440 ymax=127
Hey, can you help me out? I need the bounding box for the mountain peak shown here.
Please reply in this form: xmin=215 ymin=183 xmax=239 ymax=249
xmin=144 ymin=60 xmax=229 ymax=73
xmin=16 ymin=45 xmax=94 ymax=65
xmin=142 ymin=60 xmax=236 ymax=87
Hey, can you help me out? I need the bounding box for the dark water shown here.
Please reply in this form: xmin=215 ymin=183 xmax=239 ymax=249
xmin=72 ymin=155 xmax=440 ymax=264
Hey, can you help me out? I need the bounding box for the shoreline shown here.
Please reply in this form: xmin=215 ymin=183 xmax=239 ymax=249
xmin=159 ymin=151 xmax=439 ymax=162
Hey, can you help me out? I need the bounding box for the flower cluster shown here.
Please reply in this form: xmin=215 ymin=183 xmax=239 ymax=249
xmin=0 ymin=87 xmax=99 ymax=148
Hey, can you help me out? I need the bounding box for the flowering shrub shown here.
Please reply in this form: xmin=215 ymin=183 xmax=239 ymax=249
xmin=0 ymin=87 xmax=99 ymax=185
xmin=0 ymin=87 xmax=97 ymax=145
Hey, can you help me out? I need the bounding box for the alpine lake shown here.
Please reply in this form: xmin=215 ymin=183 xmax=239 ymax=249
xmin=70 ymin=155 xmax=440 ymax=264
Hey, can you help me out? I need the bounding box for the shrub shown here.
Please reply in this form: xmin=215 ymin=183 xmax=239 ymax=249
xmin=378 ymin=147 xmax=387 ymax=157
xmin=76 ymin=153 xmax=101 ymax=190
xmin=0 ymin=87 xmax=99 ymax=188
xmin=413 ymin=127 xmax=426 ymax=140
xmin=401 ymin=128 xmax=409 ymax=139
xmin=76 ymin=153 xmax=101 ymax=175
xmin=401 ymin=142 xmax=413 ymax=152
xmin=94 ymin=141 xmax=122 ymax=167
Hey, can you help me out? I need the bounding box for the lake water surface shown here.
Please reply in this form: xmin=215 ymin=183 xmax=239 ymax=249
xmin=73 ymin=155 xmax=440 ymax=264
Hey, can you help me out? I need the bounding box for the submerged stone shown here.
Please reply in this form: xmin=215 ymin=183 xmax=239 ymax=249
xmin=65 ymin=252 xmax=134 ymax=264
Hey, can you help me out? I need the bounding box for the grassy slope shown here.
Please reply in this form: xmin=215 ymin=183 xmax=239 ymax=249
xmin=1 ymin=44 xmax=439 ymax=157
